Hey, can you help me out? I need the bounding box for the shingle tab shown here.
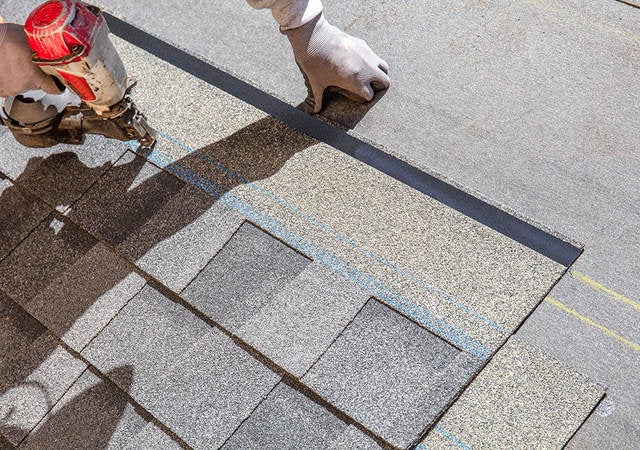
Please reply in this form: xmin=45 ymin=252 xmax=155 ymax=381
xmin=182 ymin=221 xmax=311 ymax=331
xmin=131 ymin=199 xmax=244 ymax=292
xmin=70 ymin=153 xmax=186 ymax=249
xmin=81 ymin=284 xmax=210 ymax=395
xmin=0 ymin=212 xmax=143 ymax=352
xmin=223 ymin=382 xmax=379 ymax=450
xmin=57 ymin=270 xmax=147 ymax=352
xmin=303 ymin=299 xmax=482 ymax=448
xmin=0 ymin=213 xmax=96 ymax=307
xmin=0 ymin=180 xmax=50 ymax=262
xmin=0 ymin=294 xmax=86 ymax=446
xmin=0 ymin=133 xmax=125 ymax=206
xmin=421 ymin=338 xmax=605 ymax=449
xmin=142 ymin=329 xmax=281 ymax=449
xmin=71 ymin=152 xmax=246 ymax=291
xmin=238 ymin=261 xmax=370 ymax=376
xmin=21 ymin=369 xmax=146 ymax=449
xmin=124 ymin=423 xmax=182 ymax=450
xmin=327 ymin=425 xmax=382 ymax=450
xmin=82 ymin=284 xmax=281 ymax=449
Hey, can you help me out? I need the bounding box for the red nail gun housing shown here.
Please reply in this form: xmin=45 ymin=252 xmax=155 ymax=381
xmin=25 ymin=0 xmax=128 ymax=114
xmin=1 ymin=0 xmax=156 ymax=149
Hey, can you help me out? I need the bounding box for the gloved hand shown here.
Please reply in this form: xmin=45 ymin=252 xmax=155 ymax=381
xmin=0 ymin=23 xmax=61 ymax=98
xmin=284 ymin=13 xmax=390 ymax=113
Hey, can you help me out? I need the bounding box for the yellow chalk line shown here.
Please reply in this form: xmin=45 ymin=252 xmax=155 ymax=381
xmin=571 ymin=270 xmax=640 ymax=314
xmin=546 ymin=296 xmax=640 ymax=353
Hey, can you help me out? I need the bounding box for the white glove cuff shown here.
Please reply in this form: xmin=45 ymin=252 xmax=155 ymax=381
xmin=273 ymin=0 xmax=323 ymax=31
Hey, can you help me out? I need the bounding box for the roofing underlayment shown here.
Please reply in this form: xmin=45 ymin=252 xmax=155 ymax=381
xmin=0 ymin=18 xmax=608 ymax=449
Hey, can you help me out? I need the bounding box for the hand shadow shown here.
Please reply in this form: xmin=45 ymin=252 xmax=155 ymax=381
xmin=298 ymin=86 xmax=388 ymax=131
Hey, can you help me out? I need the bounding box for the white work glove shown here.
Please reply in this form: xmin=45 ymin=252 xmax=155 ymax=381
xmin=284 ymin=13 xmax=390 ymax=113
xmin=0 ymin=23 xmax=61 ymax=98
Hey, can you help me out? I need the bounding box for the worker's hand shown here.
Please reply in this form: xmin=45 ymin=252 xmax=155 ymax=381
xmin=0 ymin=23 xmax=61 ymax=98
xmin=284 ymin=13 xmax=390 ymax=113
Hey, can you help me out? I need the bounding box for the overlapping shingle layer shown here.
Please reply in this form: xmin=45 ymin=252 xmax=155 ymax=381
xmin=0 ymin=25 xmax=604 ymax=450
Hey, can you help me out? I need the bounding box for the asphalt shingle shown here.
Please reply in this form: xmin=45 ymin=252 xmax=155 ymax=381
xmin=124 ymin=423 xmax=182 ymax=450
xmin=420 ymin=338 xmax=605 ymax=449
xmin=142 ymin=329 xmax=281 ymax=449
xmin=0 ymin=213 xmax=96 ymax=309
xmin=130 ymin=198 xmax=244 ymax=292
xmin=71 ymin=151 xmax=246 ymax=291
xmin=70 ymin=152 xmax=185 ymax=250
xmin=91 ymin=36 xmax=569 ymax=359
xmin=0 ymin=294 xmax=86 ymax=446
xmin=56 ymin=269 xmax=147 ymax=352
xmin=181 ymin=221 xmax=311 ymax=331
xmin=0 ymin=133 xmax=126 ymax=207
xmin=327 ymin=425 xmax=383 ymax=450
xmin=0 ymin=179 xmax=50 ymax=262
xmin=231 ymin=142 xmax=565 ymax=351
xmin=82 ymin=284 xmax=281 ymax=449
xmin=238 ymin=261 xmax=371 ymax=376
xmin=0 ymin=211 xmax=144 ymax=352
xmin=303 ymin=299 xmax=482 ymax=448
xmin=21 ymin=369 xmax=146 ymax=449
xmin=222 ymin=382 xmax=380 ymax=450
xmin=0 ymin=6 xmax=615 ymax=449
xmin=81 ymin=284 xmax=210 ymax=393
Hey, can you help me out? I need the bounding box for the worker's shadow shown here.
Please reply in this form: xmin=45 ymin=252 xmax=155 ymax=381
xmin=0 ymin=90 xmax=382 ymax=447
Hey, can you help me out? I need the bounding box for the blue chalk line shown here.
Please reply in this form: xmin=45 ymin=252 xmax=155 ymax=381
xmin=433 ymin=426 xmax=472 ymax=450
xmin=153 ymin=130 xmax=509 ymax=336
xmin=125 ymin=139 xmax=492 ymax=359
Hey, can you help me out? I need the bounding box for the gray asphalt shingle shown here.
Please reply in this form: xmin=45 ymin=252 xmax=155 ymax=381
xmin=0 ymin=294 xmax=86 ymax=446
xmin=0 ymin=10 xmax=610 ymax=448
xmin=70 ymin=152 xmax=185 ymax=250
xmin=82 ymin=284 xmax=281 ymax=449
xmin=327 ymin=425 xmax=383 ymax=449
xmin=222 ymin=382 xmax=380 ymax=450
xmin=81 ymin=284 xmax=210 ymax=393
xmin=421 ymin=338 xmax=605 ymax=449
xmin=142 ymin=329 xmax=281 ymax=449
xmin=0 ymin=213 xmax=96 ymax=308
xmin=20 ymin=367 xmax=182 ymax=449
xmin=238 ymin=261 xmax=371 ymax=376
xmin=56 ymin=269 xmax=147 ymax=353
xmin=129 ymin=198 xmax=244 ymax=292
xmin=0 ymin=210 xmax=144 ymax=352
xmin=70 ymin=151 xmax=246 ymax=291
xmin=303 ymin=299 xmax=482 ymax=448
xmin=124 ymin=423 xmax=182 ymax=450
xmin=182 ymin=221 xmax=311 ymax=331
xmin=0 ymin=133 xmax=125 ymax=207
xmin=0 ymin=179 xmax=50 ymax=262
xmin=21 ymin=369 xmax=146 ymax=449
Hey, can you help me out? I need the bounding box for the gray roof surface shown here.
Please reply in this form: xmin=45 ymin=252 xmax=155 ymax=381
xmin=76 ymin=0 xmax=639 ymax=445
xmin=0 ymin=0 xmax=631 ymax=448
